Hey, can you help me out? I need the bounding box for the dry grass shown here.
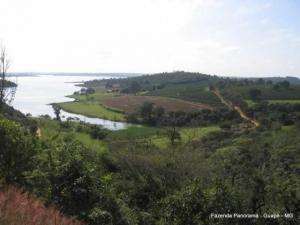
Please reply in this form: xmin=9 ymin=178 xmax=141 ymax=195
xmin=0 ymin=186 xmax=84 ymax=225
xmin=103 ymin=95 xmax=212 ymax=113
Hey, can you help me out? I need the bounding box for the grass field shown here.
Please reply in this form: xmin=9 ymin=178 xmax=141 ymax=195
xmin=246 ymin=99 xmax=300 ymax=107
xmin=245 ymin=100 xmax=256 ymax=107
xmin=107 ymin=125 xmax=161 ymax=140
xmin=57 ymin=91 xmax=125 ymax=121
xmin=151 ymin=126 xmax=220 ymax=148
xmin=145 ymin=83 xmax=223 ymax=107
xmin=37 ymin=118 xmax=108 ymax=153
xmin=58 ymin=89 xmax=214 ymax=122
xmin=57 ymin=101 xmax=125 ymax=121
xmin=102 ymin=95 xmax=213 ymax=113
xmin=38 ymin=116 xmax=220 ymax=152
xmin=108 ymin=125 xmax=220 ymax=149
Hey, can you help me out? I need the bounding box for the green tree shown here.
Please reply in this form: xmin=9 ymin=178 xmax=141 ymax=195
xmin=248 ymin=88 xmax=262 ymax=101
xmin=52 ymin=104 xmax=61 ymax=121
xmin=280 ymin=80 xmax=290 ymax=89
xmin=140 ymin=102 xmax=154 ymax=124
xmin=0 ymin=118 xmax=39 ymax=185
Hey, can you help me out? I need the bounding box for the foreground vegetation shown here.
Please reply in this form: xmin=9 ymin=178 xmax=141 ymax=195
xmin=0 ymin=186 xmax=83 ymax=225
xmin=1 ymin=107 xmax=299 ymax=225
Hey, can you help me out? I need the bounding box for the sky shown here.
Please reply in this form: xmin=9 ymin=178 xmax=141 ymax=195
xmin=1 ymin=0 xmax=300 ymax=76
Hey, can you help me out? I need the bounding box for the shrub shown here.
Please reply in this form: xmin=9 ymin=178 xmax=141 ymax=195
xmin=0 ymin=186 xmax=84 ymax=225
xmin=0 ymin=118 xmax=39 ymax=185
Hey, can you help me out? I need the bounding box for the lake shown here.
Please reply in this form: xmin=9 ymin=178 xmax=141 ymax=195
xmin=8 ymin=75 xmax=130 ymax=130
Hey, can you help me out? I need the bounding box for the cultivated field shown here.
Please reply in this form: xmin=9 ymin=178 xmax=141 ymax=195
xmin=102 ymin=95 xmax=213 ymax=113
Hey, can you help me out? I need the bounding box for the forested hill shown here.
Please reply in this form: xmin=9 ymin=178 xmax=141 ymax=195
xmin=84 ymin=71 xmax=220 ymax=91
xmin=83 ymin=71 xmax=300 ymax=108
xmin=84 ymin=71 xmax=300 ymax=93
xmin=251 ymin=76 xmax=300 ymax=85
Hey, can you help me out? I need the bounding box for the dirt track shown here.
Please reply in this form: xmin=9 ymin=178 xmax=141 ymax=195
xmin=211 ymin=88 xmax=260 ymax=127
xmin=36 ymin=127 xmax=42 ymax=138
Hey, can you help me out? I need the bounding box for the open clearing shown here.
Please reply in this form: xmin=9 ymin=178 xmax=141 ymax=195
xmin=102 ymin=95 xmax=213 ymax=113
xmin=246 ymin=99 xmax=300 ymax=107
xmin=57 ymin=91 xmax=212 ymax=122
xmin=57 ymin=101 xmax=125 ymax=121
xmin=108 ymin=125 xmax=220 ymax=149
xmin=37 ymin=118 xmax=108 ymax=153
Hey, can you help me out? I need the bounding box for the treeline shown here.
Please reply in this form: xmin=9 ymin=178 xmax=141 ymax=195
xmin=126 ymin=101 xmax=240 ymax=127
xmin=218 ymin=79 xmax=300 ymax=103
xmin=85 ymin=71 xmax=220 ymax=94
xmin=247 ymin=102 xmax=300 ymax=127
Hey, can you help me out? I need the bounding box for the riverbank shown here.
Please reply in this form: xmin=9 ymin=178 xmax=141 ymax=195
xmin=55 ymin=91 xmax=126 ymax=122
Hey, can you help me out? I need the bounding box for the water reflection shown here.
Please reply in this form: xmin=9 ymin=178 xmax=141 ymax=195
xmin=8 ymin=75 xmax=130 ymax=130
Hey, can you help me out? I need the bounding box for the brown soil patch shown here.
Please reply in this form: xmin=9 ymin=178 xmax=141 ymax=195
xmin=102 ymin=95 xmax=212 ymax=113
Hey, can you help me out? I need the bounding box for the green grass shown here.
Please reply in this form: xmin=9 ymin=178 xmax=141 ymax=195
xmin=57 ymin=91 xmax=125 ymax=121
xmin=37 ymin=118 xmax=107 ymax=153
xmin=73 ymin=132 xmax=108 ymax=153
xmin=151 ymin=126 xmax=221 ymax=149
xmin=68 ymin=91 xmax=117 ymax=102
xmin=38 ymin=116 xmax=221 ymax=152
xmin=245 ymin=100 xmax=256 ymax=107
xmin=57 ymin=101 xmax=125 ymax=121
xmin=180 ymin=126 xmax=221 ymax=142
xmin=107 ymin=125 xmax=220 ymax=149
xmin=245 ymin=99 xmax=300 ymax=107
xmin=107 ymin=126 xmax=161 ymax=140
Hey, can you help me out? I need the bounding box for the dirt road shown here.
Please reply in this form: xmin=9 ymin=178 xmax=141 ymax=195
xmin=36 ymin=127 xmax=42 ymax=138
xmin=211 ymin=88 xmax=260 ymax=127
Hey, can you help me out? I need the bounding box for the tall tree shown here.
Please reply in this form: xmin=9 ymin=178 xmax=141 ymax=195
xmin=52 ymin=104 xmax=62 ymax=121
xmin=0 ymin=45 xmax=10 ymax=107
xmin=249 ymin=88 xmax=262 ymax=101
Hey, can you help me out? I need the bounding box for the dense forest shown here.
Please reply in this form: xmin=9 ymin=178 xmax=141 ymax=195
xmin=0 ymin=71 xmax=299 ymax=225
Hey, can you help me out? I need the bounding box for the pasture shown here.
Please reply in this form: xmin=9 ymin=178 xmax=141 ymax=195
xmin=102 ymin=95 xmax=213 ymax=114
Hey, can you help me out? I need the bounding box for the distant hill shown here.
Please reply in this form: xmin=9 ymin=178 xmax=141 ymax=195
xmin=231 ymin=76 xmax=300 ymax=85
xmin=261 ymin=76 xmax=300 ymax=85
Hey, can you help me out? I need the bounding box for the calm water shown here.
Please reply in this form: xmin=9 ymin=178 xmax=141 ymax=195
xmin=8 ymin=75 xmax=130 ymax=130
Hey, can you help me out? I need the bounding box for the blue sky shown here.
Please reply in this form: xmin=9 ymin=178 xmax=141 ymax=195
xmin=0 ymin=0 xmax=299 ymax=76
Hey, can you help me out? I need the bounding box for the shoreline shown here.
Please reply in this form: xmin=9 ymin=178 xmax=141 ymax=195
xmin=52 ymin=98 xmax=126 ymax=122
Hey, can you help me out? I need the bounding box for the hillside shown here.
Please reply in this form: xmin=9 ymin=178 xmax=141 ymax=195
xmin=84 ymin=71 xmax=223 ymax=107
xmin=1 ymin=104 xmax=299 ymax=224
xmin=259 ymin=76 xmax=300 ymax=85
xmin=0 ymin=187 xmax=83 ymax=225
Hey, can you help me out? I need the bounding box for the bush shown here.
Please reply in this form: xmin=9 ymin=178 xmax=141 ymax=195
xmin=0 ymin=118 xmax=39 ymax=185
xmin=0 ymin=186 xmax=84 ymax=225
xmin=90 ymin=125 xmax=109 ymax=139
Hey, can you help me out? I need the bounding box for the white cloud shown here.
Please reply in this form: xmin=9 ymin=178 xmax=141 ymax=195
xmin=0 ymin=0 xmax=299 ymax=76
